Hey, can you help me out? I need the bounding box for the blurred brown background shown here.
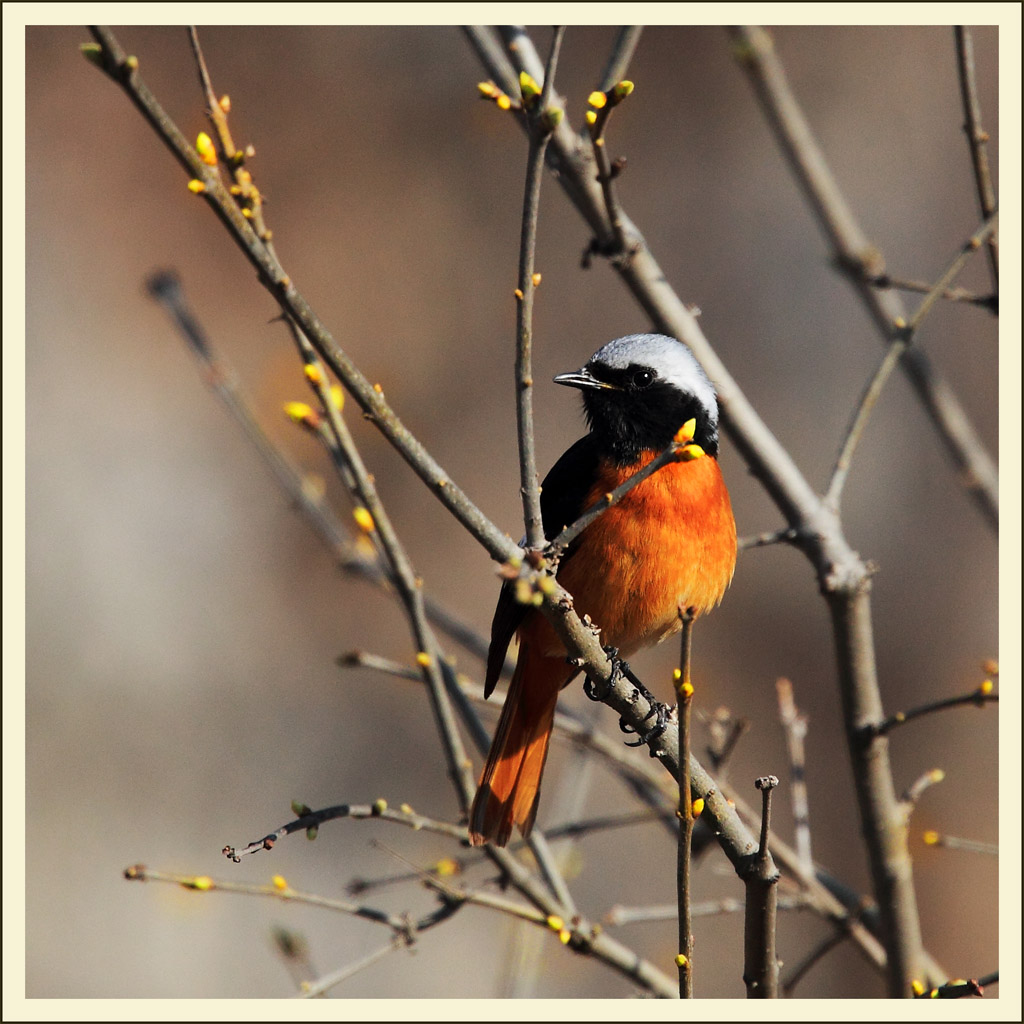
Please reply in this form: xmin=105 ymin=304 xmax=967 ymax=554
xmin=23 ymin=23 xmax=999 ymax=999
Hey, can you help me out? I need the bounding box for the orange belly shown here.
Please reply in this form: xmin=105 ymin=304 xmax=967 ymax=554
xmin=540 ymin=452 xmax=736 ymax=658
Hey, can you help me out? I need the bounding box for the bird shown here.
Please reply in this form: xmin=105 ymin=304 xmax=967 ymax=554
xmin=468 ymin=333 xmax=737 ymax=847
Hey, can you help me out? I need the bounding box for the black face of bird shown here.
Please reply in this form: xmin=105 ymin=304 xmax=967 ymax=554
xmin=555 ymin=334 xmax=721 ymax=462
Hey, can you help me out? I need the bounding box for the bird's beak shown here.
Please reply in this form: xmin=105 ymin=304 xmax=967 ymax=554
xmin=553 ymin=367 xmax=617 ymax=391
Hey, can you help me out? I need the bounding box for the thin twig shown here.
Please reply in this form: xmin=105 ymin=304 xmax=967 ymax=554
xmin=272 ymin=927 xmax=321 ymax=996
xmin=922 ymin=832 xmax=997 ymax=856
xmin=776 ymin=678 xmax=813 ymax=875
xmin=585 ymin=78 xmax=632 ymax=258
xmin=865 ymin=272 xmax=996 ymax=313
xmin=701 ymin=706 xmax=750 ymax=776
xmin=608 ymin=894 xmax=807 ymax=926
xmin=916 ymin=975 xmax=991 ymax=999
xmin=782 ymin=927 xmax=848 ymax=996
xmin=676 ymin=608 xmax=695 ymax=998
xmin=737 ymin=527 xmax=799 ymax=551
xmin=514 ymin=27 xmax=564 ymax=550
xmin=954 ymin=27 xmax=998 ymax=287
xmin=866 ymin=682 xmax=997 ymax=740
xmin=546 ymin=439 xmax=691 ymax=557
xmin=744 ymin=776 xmax=781 ymax=998
xmin=300 ymin=940 xmax=405 ymax=998
xmin=597 ymin=27 xmax=643 ymax=93
xmin=901 ymin=769 xmax=945 ymax=809
xmin=224 ymin=801 xmax=469 ymax=860
xmin=124 ymin=864 xmax=416 ymax=933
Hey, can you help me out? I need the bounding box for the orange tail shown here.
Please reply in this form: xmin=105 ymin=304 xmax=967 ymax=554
xmin=468 ymin=640 xmax=568 ymax=847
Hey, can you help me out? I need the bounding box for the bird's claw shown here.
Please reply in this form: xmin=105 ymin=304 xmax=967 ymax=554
xmin=582 ymin=648 xmax=668 ymax=747
xmin=619 ymin=701 xmax=670 ymax=747
xmin=583 ymin=646 xmax=623 ymax=702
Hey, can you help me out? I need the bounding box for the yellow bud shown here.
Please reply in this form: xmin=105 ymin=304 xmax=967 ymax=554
xmin=124 ymin=55 xmax=139 ymax=71
xmin=679 ymin=444 xmax=705 ymax=462
xmin=537 ymin=576 xmax=556 ymax=596
xmin=559 ymin=928 xmax=571 ymax=944
xmin=416 ymin=651 xmax=433 ymax=668
xmin=372 ymin=798 xmax=387 ymax=814
xmin=373 ymin=383 xmax=383 ymax=394
xmin=546 ymin=914 xmax=564 ymax=931
xmin=979 ymin=679 xmax=993 ymax=694
xmin=692 ymin=798 xmax=705 ymax=817
xmin=588 ymin=91 xmax=608 ymax=109
xmin=675 ymin=953 xmax=689 ymax=967
xmin=219 ymin=94 xmax=231 ymax=113
xmin=893 ymin=316 xmax=907 ymax=329
xmin=927 ymin=768 xmax=945 ymax=783
xmin=400 ymin=803 xmax=414 ymax=814
xmin=922 ymin=830 xmax=940 ymax=845
xmin=435 ymin=857 xmax=459 ymax=877
xmin=272 ymin=875 xmax=288 ymax=891
xmin=497 ymin=95 xmax=512 ymax=111
xmin=188 ymin=876 xmax=214 ymax=891
xmin=514 ymin=288 xmax=524 ymax=300
xmin=477 ymin=81 xmax=498 ymax=98
xmin=79 ymin=43 xmax=104 ymax=67
xmin=196 ymin=132 xmax=217 ymax=166
xmin=682 ymin=681 xmax=695 ymax=699
xmin=911 ymin=979 xmax=926 ymax=996
xmin=543 ymin=107 xmax=564 ymax=129
xmin=585 ymin=110 xmax=598 ymax=126
xmin=284 ymin=401 xmax=315 ymax=424
xmin=672 ymin=668 xmax=682 ymax=682
xmin=242 ymin=208 xmax=253 ymax=219
xmin=675 ymin=418 xmax=697 ymax=444
xmin=187 ymin=179 xmax=206 ymax=194
xmin=519 ymin=71 xmax=541 ymax=100
xmin=353 ymin=507 xmax=376 ymax=533
xmin=531 ymin=273 xmax=542 ymax=287
xmin=613 ymin=80 xmax=634 ymax=100
xmin=303 ymin=364 xmax=322 ymax=384
xmin=982 ymin=658 xmax=998 ymax=675
xmin=929 ymin=989 xmax=939 ymax=999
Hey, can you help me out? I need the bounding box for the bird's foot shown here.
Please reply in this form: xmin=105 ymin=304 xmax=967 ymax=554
xmin=583 ymin=648 xmax=670 ymax=748
xmin=582 ymin=646 xmax=622 ymax=702
xmin=619 ymin=698 xmax=670 ymax=747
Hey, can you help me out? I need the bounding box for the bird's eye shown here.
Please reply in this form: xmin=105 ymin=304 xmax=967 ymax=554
xmin=631 ymin=369 xmax=655 ymax=389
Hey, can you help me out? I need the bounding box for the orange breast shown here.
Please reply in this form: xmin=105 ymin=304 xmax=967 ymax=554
xmin=548 ymin=453 xmax=736 ymax=658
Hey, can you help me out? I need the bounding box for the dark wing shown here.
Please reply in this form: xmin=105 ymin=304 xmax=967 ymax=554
xmin=483 ymin=435 xmax=600 ymax=697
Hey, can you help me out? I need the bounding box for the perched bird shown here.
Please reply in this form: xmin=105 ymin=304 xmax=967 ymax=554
xmin=469 ymin=333 xmax=737 ymax=847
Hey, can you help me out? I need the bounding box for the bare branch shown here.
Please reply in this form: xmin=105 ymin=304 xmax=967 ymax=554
xmin=597 ymin=27 xmax=644 ymax=93
xmin=776 ymin=678 xmax=813 ymax=875
xmin=675 ymin=610 xmax=696 ymax=997
xmin=744 ymin=776 xmax=781 ymax=998
xmin=825 ymin=214 xmax=997 ymax=511
xmin=514 ymin=27 xmax=565 ymax=551
xmin=922 ymin=832 xmax=997 ymax=856
xmin=867 ymin=681 xmax=997 ymax=739
xmin=902 ymin=769 xmax=945 ymax=809
xmin=730 ymin=25 xmax=998 ymax=530
xmin=954 ymin=27 xmax=999 ymax=286
xmin=865 ymin=272 xmax=996 ymax=312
